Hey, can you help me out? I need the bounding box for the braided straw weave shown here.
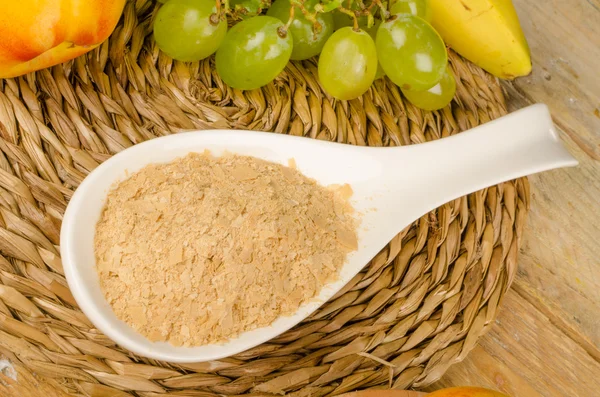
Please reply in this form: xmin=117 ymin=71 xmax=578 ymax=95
xmin=0 ymin=1 xmax=530 ymax=395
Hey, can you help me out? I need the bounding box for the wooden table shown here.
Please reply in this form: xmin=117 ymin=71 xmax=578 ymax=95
xmin=426 ymin=0 xmax=600 ymax=395
xmin=3 ymin=0 xmax=599 ymax=396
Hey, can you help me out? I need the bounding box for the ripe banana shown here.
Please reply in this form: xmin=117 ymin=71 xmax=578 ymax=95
xmin=429 ymin=0 xmax=532 ymax=79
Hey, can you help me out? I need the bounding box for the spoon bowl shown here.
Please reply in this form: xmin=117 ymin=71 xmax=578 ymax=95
xmin=61 ymin=104 xmax=577 ymax=362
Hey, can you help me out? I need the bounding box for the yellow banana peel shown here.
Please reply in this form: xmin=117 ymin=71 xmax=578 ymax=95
xmin=429 ymin=0 xmax=532 ymax=80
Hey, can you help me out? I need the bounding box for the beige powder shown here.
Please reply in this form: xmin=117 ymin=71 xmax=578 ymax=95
xmin=95 ymin=152 xmax=358 ymax=346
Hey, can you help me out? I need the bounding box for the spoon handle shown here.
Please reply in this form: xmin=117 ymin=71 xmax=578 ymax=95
xmin=369 ymin=104 xmax=578 ymax=231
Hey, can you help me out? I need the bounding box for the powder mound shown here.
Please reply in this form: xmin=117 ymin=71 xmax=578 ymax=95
xmin=95 ymin=152 xmax=358 ymax=346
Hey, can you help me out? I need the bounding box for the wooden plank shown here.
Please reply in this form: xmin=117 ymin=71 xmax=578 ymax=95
xmin=428 ymin=290 xmax=600 ymax=396
xmin=509 ymin=0 xmax=600 ymax=161
xmin=430 ymin=0 xmax=600 ymax=394
xmin=502 ymin=75 xmax=600 ymax=360
xmin=504 ymin=0 xmax=600 ymax=351
xmin=425 ymin=344 xmax=543 ymax=397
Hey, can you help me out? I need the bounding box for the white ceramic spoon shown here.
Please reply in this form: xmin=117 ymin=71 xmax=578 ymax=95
xmin=61 ymin=104 xmax=577 ymax=363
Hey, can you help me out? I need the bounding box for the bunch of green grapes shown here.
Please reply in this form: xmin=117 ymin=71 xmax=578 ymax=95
xmin=153 ymin=0 xmax=456 ymax=110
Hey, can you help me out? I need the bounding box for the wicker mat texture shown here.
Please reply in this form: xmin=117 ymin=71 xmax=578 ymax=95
xmin=0 ymin=1 xmax=530 ymax=396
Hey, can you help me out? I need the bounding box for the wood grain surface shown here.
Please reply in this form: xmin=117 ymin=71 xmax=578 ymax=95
xmin=2 ymin=0 xmax=598 ymax=396
xmin=426 ymin=0 xmax=600 ymax=395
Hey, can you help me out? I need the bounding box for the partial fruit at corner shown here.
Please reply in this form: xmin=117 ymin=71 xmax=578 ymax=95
xmin=0 ymin=0 xmax=126 ymax=78
xmin=428 ymin=0 xmax=532 ymax=80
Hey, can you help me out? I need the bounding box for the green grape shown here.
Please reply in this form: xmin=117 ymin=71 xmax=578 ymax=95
xmin=216 ymin=16 xmax=293 ymax=90
xmin=401 ymin=67 xmax=456 ymax=110
xmin=153 ymin=0 xmax=227 ymax=62
xmin=318 ymin=27 xmax=377 ymax=100
xmin=364 ymin=20 xmax=385 ymax=79
xmin=376 ymin=14 xmax=447 ymax=91
xmin=389 ymin=0 xmax=431 ymax=22
xmin=267 ymin=0 xmax=334 ymax=60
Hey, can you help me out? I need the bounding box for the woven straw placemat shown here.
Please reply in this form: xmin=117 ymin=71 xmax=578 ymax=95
xmin=0 ymin=1 xmax=530 ymax=396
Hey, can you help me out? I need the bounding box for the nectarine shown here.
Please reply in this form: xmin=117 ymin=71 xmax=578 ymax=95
xmin=0 ymin=0 xmax=126 ymax=78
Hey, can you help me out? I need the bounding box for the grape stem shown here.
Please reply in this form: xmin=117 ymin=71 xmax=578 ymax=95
xmin=354 ymin=0 xmax=376 ymax=28
xmin=290 ymin=0 xmax=323 ymax=38
xmin=215 ymin=0 xmax=222 ymax=19
xmin=209 ymin=13 xmax=221 ymax=25
xmin=218 ymin=0 xmax=387 ymax=33
xmin=372 ymin=0 xmax=390 ymax=21
xmin=259 ymin=0 xmax=271 ymax=13
xmin=337 ymin=5 xmax=360 ymax=31
xmin=283 ymin=4 xmax=295 ymax=31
